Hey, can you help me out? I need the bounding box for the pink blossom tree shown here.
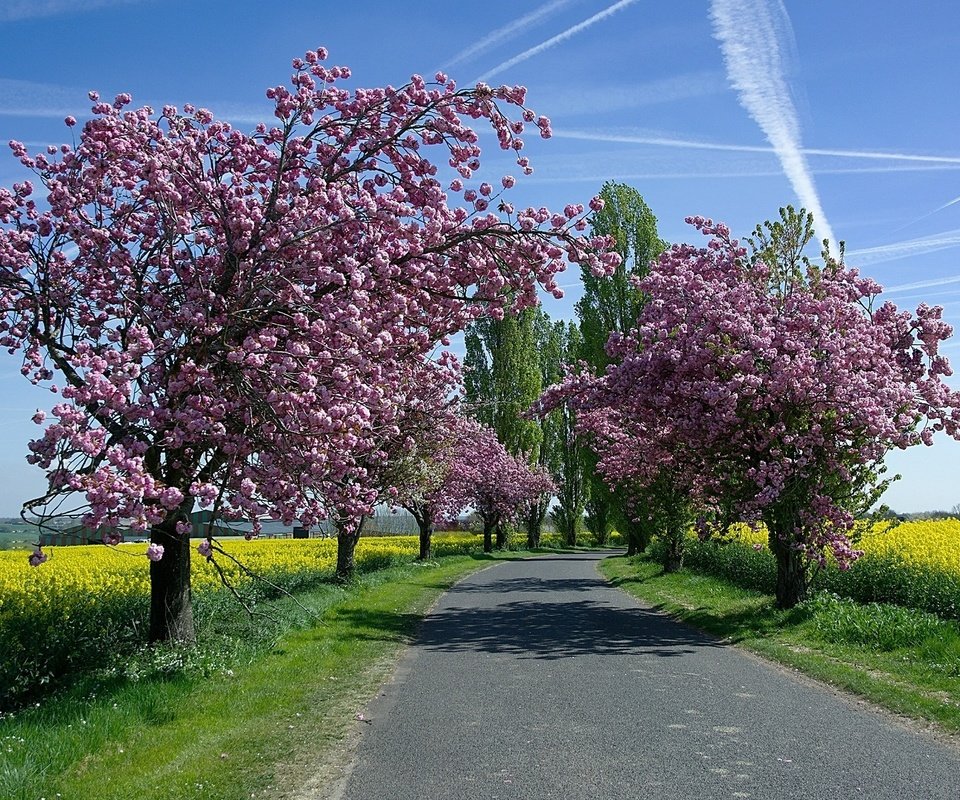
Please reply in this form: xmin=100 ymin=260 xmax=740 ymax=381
xmin=0 ymin=48 xmax=617 ymax=641
xmin=540 ymin=210 xmax=960 ymax=607
xmin=443 ymin=422 xmax=555 ymax=552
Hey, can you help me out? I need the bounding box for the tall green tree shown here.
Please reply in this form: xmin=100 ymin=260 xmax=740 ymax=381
xmin=550 ymin=322 xmax=590 ymax=546
xmin=523 ymin=312 xmax=565 ymax=547
xmin=464 ymin=308 xmax=546 ymax=548
xmin=576 ymin=182 xmax=666 ymax=553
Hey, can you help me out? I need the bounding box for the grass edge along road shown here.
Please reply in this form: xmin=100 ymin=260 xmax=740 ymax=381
xmin=0 ymin=552 xmax=537 ymax=800
xmin=601 ymin=554 xmax=960 ymax=737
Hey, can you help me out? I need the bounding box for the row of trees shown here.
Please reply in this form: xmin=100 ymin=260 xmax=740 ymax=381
xmin=5 ymin=45 xmax=958 ymax=648
xmin=0 ymin=50 xmax=617 ymax=642
xmin=462 ymin=181 xmax=666 ymax=551
xmin=465 ymin=183 xmax=960 ymax=610
xmin=537 ymin=206 xmax=960 ymax=607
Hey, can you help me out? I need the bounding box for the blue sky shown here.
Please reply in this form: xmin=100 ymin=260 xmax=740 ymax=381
xmin=1 ymin=0 xmax=959 ymax=516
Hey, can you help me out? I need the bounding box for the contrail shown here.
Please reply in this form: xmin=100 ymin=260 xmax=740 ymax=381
xmin=845 ymin=230 xmax=960 ymax=267
xmin=878 ymin=272 xmax=960 ymax=294
xmin=892 ymin=194 xmax=960 ymax=233
xmin=552 ymin=129 xmax=960 ymax=166
xmin=474 ymin=0 xmax=642 ymax=84
xmin=710 ymin=0 xmax=836 ymax=249
xmin=441 ymin=0 xmax=577 ymax=71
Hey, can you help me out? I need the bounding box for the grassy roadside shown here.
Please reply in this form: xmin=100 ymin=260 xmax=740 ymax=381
xmin=0 ymin=551 xmax=532 ymax=800
xmin=600 ymin=554 xmax=960 ymax=735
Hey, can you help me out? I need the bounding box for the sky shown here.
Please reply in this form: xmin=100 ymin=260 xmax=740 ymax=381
xmin=0 ymin=0 xmax=959 ymax=516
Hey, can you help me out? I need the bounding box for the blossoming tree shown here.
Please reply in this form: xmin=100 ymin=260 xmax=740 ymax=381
xmin=0 ymin=48 xmax=617 ymax=641
xmin=443 ymin=422 xmax=555 ymax=552
xmin=541 ymin=211 xmax=960 ymax=606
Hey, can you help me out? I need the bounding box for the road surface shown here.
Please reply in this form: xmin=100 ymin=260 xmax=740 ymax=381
xmin=333 ymin=551 xmax=960 ymax=799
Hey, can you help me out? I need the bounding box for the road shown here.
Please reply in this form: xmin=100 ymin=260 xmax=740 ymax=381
xmin=333 ymin=551 xmax=960 ymax=799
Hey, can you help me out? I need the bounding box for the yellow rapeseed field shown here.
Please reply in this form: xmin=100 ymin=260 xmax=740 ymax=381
xmin=722 ymin=517 xmax=960 ymax=571
xmin=0 ymin=533 xmax=482 ymax=619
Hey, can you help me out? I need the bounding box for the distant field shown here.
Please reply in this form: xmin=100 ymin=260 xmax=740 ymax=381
xmin=0 ymin=522 xmax=36 ymax=550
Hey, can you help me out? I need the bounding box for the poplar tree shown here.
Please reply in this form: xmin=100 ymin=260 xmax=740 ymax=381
xmin=464 ymin=308 xmax=546 ymax=547
xmin=575 ymin=182 xmax=666 ymax=554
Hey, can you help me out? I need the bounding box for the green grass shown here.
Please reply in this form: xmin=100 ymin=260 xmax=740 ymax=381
xmin=601 ymin=554 xmax=960 ymax=733
xmin=0 ymin=551 xmax=535 ymax=800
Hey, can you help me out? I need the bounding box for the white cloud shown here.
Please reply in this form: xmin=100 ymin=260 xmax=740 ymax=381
xmin=474 ymin=0 xmax=642 ymax=84
xmin=0 ymin=0 xmax=144 ymax=22
xmin=709 ymin=0 xmax=836 ymax=249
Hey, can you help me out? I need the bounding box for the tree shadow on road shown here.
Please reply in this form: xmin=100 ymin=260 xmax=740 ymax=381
xmin=416 ymin=599 xmax=724 ymax=660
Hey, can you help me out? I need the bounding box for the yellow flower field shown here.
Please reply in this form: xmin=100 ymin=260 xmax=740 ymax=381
xmin=722 ymin=517 xmax=960 ymax=571
xmin=691 ymin=518 xmax=960 ymax=618
xmin=0 ymin=532 xmax=483 ymax=619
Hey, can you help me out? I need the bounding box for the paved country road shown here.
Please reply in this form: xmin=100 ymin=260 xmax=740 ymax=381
xmin=330 ymin=552 xmax=960 ymax=799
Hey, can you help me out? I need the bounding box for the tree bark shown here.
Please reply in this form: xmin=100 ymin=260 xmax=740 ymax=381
xmin=148 ymin=513 xmax=195 ymax=644
xmin=495 ymin=519 xmax=508 ymax=550
xmin=564 ymin=516 xmax=578 ymax=548
xmin=769 ymin=525 xmax=809 ymax=608
xmin=482 ymin=515 xmax=496 ymax=553
xmin=526 ymin=503 xmax=544 ymax=550
xmin=417 ymin=511 xmax=434 ymax=561
xmin=335 ymin=517 xmax=366 ymax=580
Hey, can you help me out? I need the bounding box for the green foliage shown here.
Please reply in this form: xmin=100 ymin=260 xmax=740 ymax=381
xmin=464 ymin=309 xmax=543 ymax=458
xmin=679 ymin=535 xmax=960 ymax=621
xmin=575 ymin=181 xmax=667 ymax=547
xmin=803 ymin=592 xmax=960 ymax=664
xmin=576 ymin=180 xmax=666 ymax=373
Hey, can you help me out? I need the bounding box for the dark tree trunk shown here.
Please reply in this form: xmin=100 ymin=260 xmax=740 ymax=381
xmin=625 ymin=517 xmax=651 ymax=556
xmin=526 ymin=503 xmax=545 ymax=550
xmin=148 ymin=513 xmax=195 ymax=644
xmin=770 ymin=528 xmax=809 ymax=608
xmin=335 ymin=517 xmax=366 ymax=580
xmin=495 ymin=519 xmax=508 ymax=550
xmin=564 ymin=517 xmax=578 ymax=548
xmin=482 ymin=515 xmax=496 ymax=553
xmin=417 ymin=510 xmax=434 ymax=561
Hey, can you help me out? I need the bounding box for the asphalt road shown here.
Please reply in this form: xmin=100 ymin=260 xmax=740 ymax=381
xmin=333 ymin=552 xmax=960 ymax=799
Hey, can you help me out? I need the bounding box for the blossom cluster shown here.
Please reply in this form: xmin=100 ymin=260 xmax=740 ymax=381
xmin=539 ymin=216 xmax=960 ymax=572
xmin=0 ymin=47 xmax=618 ymax=559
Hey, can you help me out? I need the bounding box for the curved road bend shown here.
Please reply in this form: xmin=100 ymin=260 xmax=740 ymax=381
xmin=334 ymin=551 xmax=960 ymax=800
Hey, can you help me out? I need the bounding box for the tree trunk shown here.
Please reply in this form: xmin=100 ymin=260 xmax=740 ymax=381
xmin=495 ymin=519 xmax=508 ymax=550
xmin=624 ymin=516 xmax=651 ymax=556
xmin=526 ymin=503 xmax=544 ymax=550
xmin=768 ymin=524 xmax=809 ymax=608
xmin=335 ymin=517 xmax=365 ymax=580
xmin=148 ymin=514 xmax=195 ymax=644
xmin=564 ymin=516 xmax=578 ymax=548
xmin=417 ymin=513 xmax=434 ymax=561
xmin=482 ymin=515 xmax=496 ymax=553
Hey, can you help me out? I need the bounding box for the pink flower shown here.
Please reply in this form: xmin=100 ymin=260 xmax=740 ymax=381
xmin=146 ymin=543 xmax=165 ymax=562
xmin=64 ymin=116 xmax=76 ymax=127
xmin=28 ymin=548 xmax=47 ymax=567
xmin=198 ymin=539 xmax=213 ymax=558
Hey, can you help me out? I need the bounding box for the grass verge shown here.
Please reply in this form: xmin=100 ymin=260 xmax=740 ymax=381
xmin=0 ymin=551 xmax=533 ymax=800
xmin=601 ymin=554 xmax=960 ymax=735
